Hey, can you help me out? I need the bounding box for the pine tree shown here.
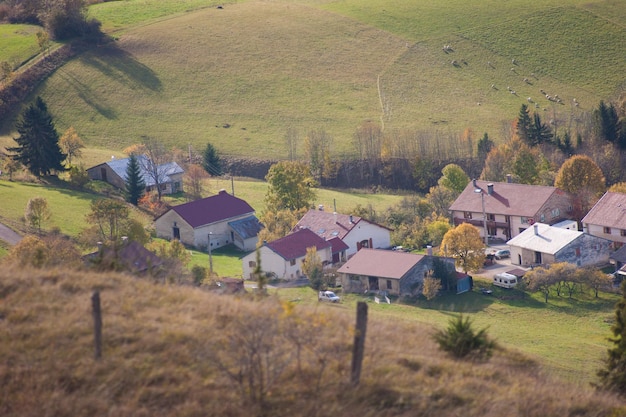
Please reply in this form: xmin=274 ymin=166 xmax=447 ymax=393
xmin=7 ymin=97 xmax=66 ymax=177
xmin=125 ymin=154 xmax=145 ymax=206
xmin=598 ymin=281 xmax=626 ymax=393
xmin=202 ymin=142 xmax=222 ymax=176
xmin=516 ymin=104 xmax=533 ymax=146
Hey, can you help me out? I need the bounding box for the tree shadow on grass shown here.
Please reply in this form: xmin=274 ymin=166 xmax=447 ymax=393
xmin=80 ymin=44 xmax=162 ymax=93
xmin=55 ymin=69 xmax=118 ymax=120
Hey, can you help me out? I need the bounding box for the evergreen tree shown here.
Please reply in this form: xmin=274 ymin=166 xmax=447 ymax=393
xmin=202 ymin=142 xmax=222 ymax=176
xmin=530 ymin=112 xmax=552 ymax=145
xmin=516 ymin=104 xmax=533 ymax=146
xmin=476 ymin=133 xmax=494 ymax=165
xmin=125 ymin=154 xmax=145 ymax=206
xmin=593 ymin=100 xmax=619 ymax=144
xmin=7 ymin=97 xmax=66 ymax=177
xmin=598 ymin=281 xmax=626 ymax=393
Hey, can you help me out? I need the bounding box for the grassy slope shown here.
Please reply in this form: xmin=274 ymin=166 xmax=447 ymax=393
xmin=2 ymin=0 xmax=623 ymax=159
xmin=1 ymin=266 xmax=624 ymax=417
xmin=0 ymin=24 xmax=45 ymax=69
xmin=278 ymin=280 xmax=619 ymax=385
xmin=0 ymin=179 xmax=150 ymax=236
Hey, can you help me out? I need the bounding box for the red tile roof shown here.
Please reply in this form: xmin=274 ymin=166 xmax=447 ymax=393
xmin=266 ymin=228 xmax=332 ymax=260
xmin=328 ymin=236 xmax=349 ymax=254
xmin=169 ymin=190 xmax=255 ymax=228
xmin=582 ymin=192 xmax=626 ymax=229
xmin=449 ymin=180 xmax=566 ymax=217
xmin=337 ymin=248 xmax=425 ymax=279
xmin=293 ymin=209 xmax=390 ymax=240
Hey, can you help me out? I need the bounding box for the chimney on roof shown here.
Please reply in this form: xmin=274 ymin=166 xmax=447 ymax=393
xmin=121 ymin=236 xmax=128 ymax=245
xmin=334 ymin=212 xmax=338 ymax=224
xmin=318 ymin=204 xmax=324 ymax=211
xmin=506 ymin=174 xmax=512 ymax=183
xmin=219 ymin=189 xmax=227 ymax=195
xmin=533 ymin=224 xmax=539 ymax=235
xmin=427 ymin=245 xmax=433 ymax=256
xmin=472 ymin=178 xmax=477 ymax=188
xmin=487 ymin=183 xmax=494 ymax=195
xmin=349 ymin=215 xmax=353 ymax=224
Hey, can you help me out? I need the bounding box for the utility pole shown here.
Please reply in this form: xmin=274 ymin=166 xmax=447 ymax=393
xmin=208 ymin=232 xmax=213 ymax=274
xmin=474 ymin=188 xmax=488 ymax=246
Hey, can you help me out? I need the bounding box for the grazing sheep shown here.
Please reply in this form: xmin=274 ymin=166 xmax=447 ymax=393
xmin=491 ymin=84 xmax=497 ymax=89
xmin=540 ymin=89 xmax=546 ymax=94
xmin=510 ymin=67 xmax=516 ymax=72
xmin=523 ymin=77 xmax=530 ymax=84
xmin=531 ymin=72 xmax=536 ymax=78
xmin=488 ymin=61 xmax=495 ymax=68
xmin=451 ymin=60 xmax=458 ymax=66
xmin=535 ymin=103 xmax=540 ymax=108
xmin=510 ymin=90 xmax=517 ymax=95
xmin=512 ymin=58 xmax=517 ymax=64
xmin=527 ymin=97 xmax=533 ymax=103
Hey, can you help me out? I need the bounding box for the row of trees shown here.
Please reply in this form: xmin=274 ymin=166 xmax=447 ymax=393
xmin=0 ymin=0 xmax=103 ymax=41
xmin=524 ymin=263 xmax=612 ymax=302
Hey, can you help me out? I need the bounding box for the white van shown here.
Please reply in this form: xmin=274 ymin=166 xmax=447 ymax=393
xmin=493 ymin=272 xmax=518 ymax=289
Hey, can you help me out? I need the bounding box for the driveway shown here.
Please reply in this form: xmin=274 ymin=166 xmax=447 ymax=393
xmin=0 ymin=222 xmax=22 ymax=246
xmin=477 ymin=243 xmax=529 ymax=280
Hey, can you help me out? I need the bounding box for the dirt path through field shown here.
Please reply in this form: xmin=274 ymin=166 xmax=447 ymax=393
xmin=0 ymin=222 xmax=22 ymax=245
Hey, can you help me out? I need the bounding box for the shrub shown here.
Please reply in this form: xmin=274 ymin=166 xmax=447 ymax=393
xmin=433 ymin=314 xmax=496 ymax=360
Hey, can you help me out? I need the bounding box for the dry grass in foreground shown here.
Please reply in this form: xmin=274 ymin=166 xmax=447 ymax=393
xmin=1 ymin=266 xmax=625 ymax=417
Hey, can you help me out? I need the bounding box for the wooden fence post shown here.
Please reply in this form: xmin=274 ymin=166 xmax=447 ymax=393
xmin=351 ymin=301 xmax=368 ymax=386
xmin=92 ymin=290 xmax=102 ymax=360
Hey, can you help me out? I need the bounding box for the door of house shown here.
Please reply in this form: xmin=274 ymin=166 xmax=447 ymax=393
xmin=534 ymin=251 xmax=542 ymax=264
xmin=368 ymin=276 xmax=379 ymax=291
xmin=173 ymin=226 xmax=180 ymax=240
xmin=100 ymin=167 xmax=107 ymax=182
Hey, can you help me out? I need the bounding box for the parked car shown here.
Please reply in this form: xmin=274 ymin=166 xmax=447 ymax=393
xmin=494 ymin=249 xmax=510 ymax=260
xmin=318 ymin=290 xmax=340 ymax=303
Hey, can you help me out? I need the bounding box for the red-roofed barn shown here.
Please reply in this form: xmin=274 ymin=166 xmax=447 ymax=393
xmin=155 ymin=190 xmax=261 ymax=251
xmin=241 ymin=228 xmax=333 ymax=280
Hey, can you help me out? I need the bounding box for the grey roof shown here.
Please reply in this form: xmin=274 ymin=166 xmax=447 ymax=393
xmin=506 ymin=223 xmax=580 ymax=255
xmin=228 ymin=216 xmax=262 ymax=240
xmin=610 ymin=244 xmax=626 ymax=264
xmin=106 ymin=156 xmax=184 ymax=186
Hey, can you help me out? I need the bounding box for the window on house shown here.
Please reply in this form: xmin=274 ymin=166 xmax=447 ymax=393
xmin=386 ymin=280 xmax=392 ymax=290
xmin=290 ymin=259 xmax=296 ymax=266
xmin=551 ymin=208 xmax=560 ymax=218
xmin=505 ymin=216 xmax=510 ymax=223
xmin=248 ymin=261 xmax=256 ymax=268
xmin=463 ymin=212 xmax=472 ymax=219
xmin=160 ymin=184 xmax=167 ymax=191
xmin=621 ymin=230 xmax=626 ymax=237
xmin=540 ymin=214 xmax=545 ymax=222
xmin=487 ymin=214 xmax=495 ymax=221
xmin=604 ymin=227 xmax=612 ymax=234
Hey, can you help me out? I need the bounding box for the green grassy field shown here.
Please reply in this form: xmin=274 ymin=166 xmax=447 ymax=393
xmin=1 ymin=0 xmax=623 ymax=160
xmin=276 ymin=279 xmax=619 ymax=385
xmin=0 ymin=179 xmax=150 ymax=236
xmin=0 ymin=24 xmax=46 ymax=70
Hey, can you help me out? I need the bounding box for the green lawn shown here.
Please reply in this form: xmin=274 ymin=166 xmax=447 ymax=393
xmin=274 ymin=280 xmax=619 ymax=386
xmin=188 ymin=245 xmax=245 ymax=278
xmin=0 ymin=179 xmax=150 ymax=237
xmin=0 ymin=24 xmax=47 ymax=70
xmin=164 ymin=176 xmax=406 ymax=214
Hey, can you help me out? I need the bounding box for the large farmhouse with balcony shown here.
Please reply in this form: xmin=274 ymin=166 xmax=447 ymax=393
xmin=291 ymin=209 xmax=391 ymax=256
xmin=582 ymin=192 xmax=626 ymax=248
xmin=449 ymin=179 xmax=575 ymax=242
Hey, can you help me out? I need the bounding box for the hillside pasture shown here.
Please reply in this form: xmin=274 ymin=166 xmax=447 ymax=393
xmin=2 ymin=0 xmax=621 ymax=160
xmin=0 ymin=24 xmax=43 ymax=70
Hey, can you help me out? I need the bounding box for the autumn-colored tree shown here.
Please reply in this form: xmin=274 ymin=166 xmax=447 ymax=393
xmin=580 ymin=268 xmax=613 ymax=298
xmin=25 ymin=197 xmax=51 ymax=233
xmin=265 ymin=161 xmax=316 ymax=211
xmin=480 ymin=144 xmax=514 ymax=182
xmin=257 ymin=208 xmax=304 ymax=246
xmin=426 ymin=185 xmax=455 ymax=219
xmin=440 ymin=223 xmax=485 ymax=273
xmin=59 ymin=126 xmax=84 ymax=166
xmin=302 ymin=247 xmax=325 ymax=290
xmin=123 ymin=143 xmax=147 ymax=156
xmin=304 ymin=128 xmax=333 ymax=185
xmin=422 ymin=274 xmax=442 ymax=300
xmin=2 ymin=157 xmax=21 ymax=181
xmin=3 ymin=234 xmax=81 ymax=269
xmin=184 ymin=164 xmax=209 ymax=201
xmin=555 ymin=155 xmax=605 ymax=219
xmin=85 ymin=199 xmax=130 ymax=242
xmin=67 ymin=164 xmax=90 ymax=188
xmin=438 ymin=163 xmax=469 ymax=195
xmin=609 ymin=182 xmax=626 ymax=194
